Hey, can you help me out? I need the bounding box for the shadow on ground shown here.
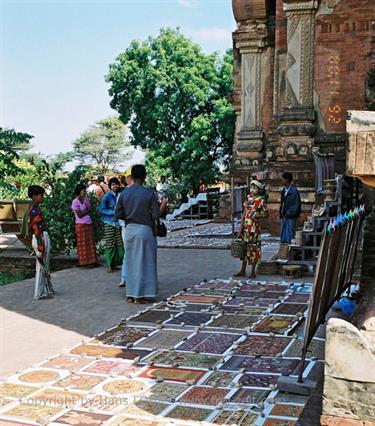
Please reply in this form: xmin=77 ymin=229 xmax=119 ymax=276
xmin=0 ymin=249 xmax=243 ymax=337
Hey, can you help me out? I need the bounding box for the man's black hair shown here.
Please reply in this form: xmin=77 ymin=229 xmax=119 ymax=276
xmin=98 ymin=175 xmax=105 ymax=182
xmin=74 ymin=183 xmax=86 ymax=196
xmin=108 ymin=177 xmax=120 ymax=188
xmin=131 ymin=164 xmax=146 ymax=180
xmin=282 ymin=172 xmax=293 ymax=183
xmin=28 ymin=185 xmax=45 ymax=198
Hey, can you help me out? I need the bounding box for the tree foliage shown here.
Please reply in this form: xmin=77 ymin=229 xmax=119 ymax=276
xmin=0 ymin=152 xmax=74 ymax=200
xmin=1 ymin=154 xmax=103 ymax=255
xmin=106 ymin=28 xmax=235 ymax=187
xmin=72 ymin=116 xmax=132 ymax=173
xmin=0 ymin=128 xmax=33 ymax=193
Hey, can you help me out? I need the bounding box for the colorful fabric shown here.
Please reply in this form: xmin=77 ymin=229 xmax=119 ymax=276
xmin=124 ymin=223 xmax=157 ymax=298
xmin=103 ymin=223 xmax=124 ymax=268
xmin=75 ymin=223 xmax=98 ymax=266
xmin=242 ymin=194 xmax=267 ymax=263
xmin=32 ymin=231 xmax=54 ymax=299
xmin=23 ymin=203 xmax=48 ymax=253
xmin=71 ymin=198 xmax=92 ymax=224
xmin=19 ymin=202 xmax=54 ymax=298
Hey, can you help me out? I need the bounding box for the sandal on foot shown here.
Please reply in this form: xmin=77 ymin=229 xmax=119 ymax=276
xmin=118 ymin=281 xmax=125 ymax=288
xmin=134 ymin=298 xmax=148 ymax=304
xmin=127 ymin=297 xmax=134 ymax=303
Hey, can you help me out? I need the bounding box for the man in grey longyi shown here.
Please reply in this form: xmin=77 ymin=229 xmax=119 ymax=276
xmin=115 ymin=165 xmax=167 ymax=304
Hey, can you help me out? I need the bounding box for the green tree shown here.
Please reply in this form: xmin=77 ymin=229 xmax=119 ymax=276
xmin=1 ymin=155 xmax=103 ymax=255
xmin=0 ymin=128 xmax=32 ymax=194
xmin=72 ymin=116 xmax=132 ymax=173
xmin=106 ymin=28 xmax=235 ymax=187
xmin=0 ymin=152 xmax=74 ymax=200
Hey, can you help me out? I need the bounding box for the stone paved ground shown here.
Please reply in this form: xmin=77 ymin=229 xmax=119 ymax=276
xmin=1 ymin=227 xmax=322 ymax=425
xmin=0 ymin=248 xmax=245 ymax=378
xmin=0 ymin=266 xmax=317 ymax=424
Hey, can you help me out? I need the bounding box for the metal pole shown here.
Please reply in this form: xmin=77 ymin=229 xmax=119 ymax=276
xmin=231 ymin=177 xmax=235 ymax=237
xmin=297 ymin=349 xmax=307 ymax=383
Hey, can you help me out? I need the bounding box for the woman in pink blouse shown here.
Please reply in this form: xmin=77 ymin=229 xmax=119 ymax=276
xmin=71 ymin=184 xmax=98 ymax=267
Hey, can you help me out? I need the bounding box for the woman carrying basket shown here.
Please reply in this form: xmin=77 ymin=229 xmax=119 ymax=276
xmin=235 ymin=180 xmax=268 ymax=278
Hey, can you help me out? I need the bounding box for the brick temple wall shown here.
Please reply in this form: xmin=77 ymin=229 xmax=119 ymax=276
xmin=230 ymin=0 xmax=374 ymax=235
xmin=315 ymin=0 xmax=374 ymax=134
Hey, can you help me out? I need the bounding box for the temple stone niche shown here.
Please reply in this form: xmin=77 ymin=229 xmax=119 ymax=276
xmin=230 ymin=0 xmax=374 ymax=234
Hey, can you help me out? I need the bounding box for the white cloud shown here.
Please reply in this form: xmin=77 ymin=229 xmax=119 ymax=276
xmin=178 ymin=0 xmax=198 ymax=8
xmin=193 ymin=27 xmax=232 ymax=43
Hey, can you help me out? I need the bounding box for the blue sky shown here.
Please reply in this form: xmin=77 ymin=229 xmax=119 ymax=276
xmin=1 ymin=0 xmax=235 ymax=161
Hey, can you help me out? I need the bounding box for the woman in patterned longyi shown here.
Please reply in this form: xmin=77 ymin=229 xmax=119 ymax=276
xmin=236 ymin=180 xmax=268 ymax=278
xmin=99 ymin=177 xmax=124 ymax=273
xmin=71 ymin=184 xmax=98 ymax=267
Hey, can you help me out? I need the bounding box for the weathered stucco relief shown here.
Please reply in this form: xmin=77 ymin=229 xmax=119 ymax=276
xmin=285 ymin=14 xmax=302 ymax=107
xmin=316 ymin=0 xmax=343 ymax=18
xmin=282 ymin=0 xmax=317 ymax=112
xmin=242 ymin=51 xmax=260 ymax=130
xmin=231 ymin=0 xmax=271 ymax=165
xmin=233 ymin=20 xmax=270 ymax=161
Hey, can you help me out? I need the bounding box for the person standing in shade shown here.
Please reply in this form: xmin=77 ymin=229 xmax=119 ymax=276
xmin=156 ymin=176 xmax=169 ymax=219
xmin=198 ymin=178 xmax=206 ymax=193
xmin=99 ymin=177 xmax=124 ymax=273
xmin=20 ymin=185 xmax=54 ymax=299
xmin=280 ymin=172 xmax=301 ymax=244
xmin=156 ymin=176 xmax=169 ymax=198
xmin=71 ymin=184 xmax=98 ymax=267
xmin=115 ymin=165 xmax=167 ymax=303
xmin=235 ymin=180 xmax=268 ymax=278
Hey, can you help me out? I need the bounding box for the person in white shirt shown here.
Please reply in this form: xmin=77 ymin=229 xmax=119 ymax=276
xmin=87 ymin=178 xmax=99 ymax=195
xmin=156 ymin=176 xmax=169 ymax=198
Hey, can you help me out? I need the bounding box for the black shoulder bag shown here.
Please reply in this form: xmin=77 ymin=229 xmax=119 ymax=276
xmin=155 ymin=219 xmax=167 ymax=237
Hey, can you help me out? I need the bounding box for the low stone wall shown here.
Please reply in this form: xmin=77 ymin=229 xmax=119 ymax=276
xmin=0 ymin=252 xmax=77 ymax=273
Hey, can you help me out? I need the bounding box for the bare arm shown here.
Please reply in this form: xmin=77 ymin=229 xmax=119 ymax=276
xmin=74 ymin=208 xmax=88 ymax=218
xmin=160 ymin=197 xmax=168 ymax=213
